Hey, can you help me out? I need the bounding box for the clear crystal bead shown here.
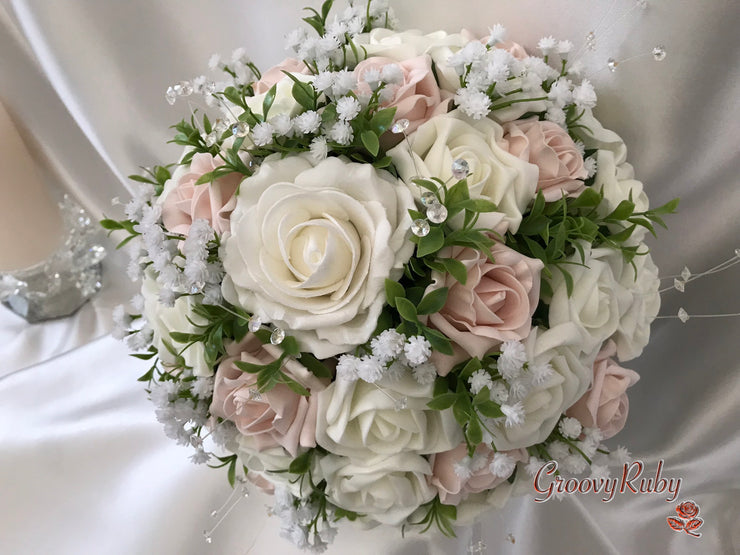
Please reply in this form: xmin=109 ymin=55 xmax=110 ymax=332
xmin=673 ymin=278 xmax=685 ymax=293
xmin=204 ymin=132 xmax=218 ymax=147
xmin=203 ymin=531 xmax=213 ymax=544
xmin=190 ymin=282 xmax=205 ymax=294
xmin=652 ymin=46 xmax=666 ymax=62
xmin=248 ymin=316 xmax=262 ymax=332
xmin=231 ymin=121 xmax=250 ymax=137
xmin=420 ymin=191 xmax=438 ymax=206
xmin=241 ymin=485 xmax=250 ymax=498
xmin=411 ymin=219 xmax=430 ymax=237
xmin=607 ymin=58 xmax=618 ymax=72
xmin=248 ymin=388 xmax=262 ymax=401
xmin=680 ymin=266 xmax=691 ymax=281
xmin=451 ymin=159 xmax=470 ymax=179
xmin=270 ymin=327 xmax=285 ymax=345
xmin=394 ymin=396 xmax=408 ymax=411
xmin=677 ymin=308 xmax=689 ymax=323
xmin=426 ymin=203 xmax=448 ymax=224
xmin=203 ymin=81 xmax=217 ymax=95
xmin=585 ymin=31 xmax=596 ymax=51
xmin=213 ymin=119 xmax=228 ymax=134
xmin=506 ymin=533 xmax=516 ymax=544
xmin=210 ymin=510 xmax=219 ymax=518
xmin=165 ymin=86 xmax=177 ymax=105
xmin=178 ymin=80 xmax=194 ymax=96
xmin=391 ymin=118 xmax=410 ymax=134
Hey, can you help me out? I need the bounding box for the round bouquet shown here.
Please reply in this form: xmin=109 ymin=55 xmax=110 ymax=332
xmin=104 ymin=0 xmax=676 ymax=551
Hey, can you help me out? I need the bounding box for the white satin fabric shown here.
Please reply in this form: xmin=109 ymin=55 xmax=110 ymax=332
xmin=0 ymin=1 xmax=738 ymax=554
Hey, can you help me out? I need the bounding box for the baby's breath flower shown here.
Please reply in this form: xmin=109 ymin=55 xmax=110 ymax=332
xmin=501 ymin=401 xmax=525 ymax=428
xmin=454 ymin=88 xmax=491 ymax=120
xmin=331 ymin=70 xmax=357 ymax=97
xmin=537 ymin=36 xmax=557 ymax=54
xmin=610 ymin=445 xmax=631 ymax=465
xmin=584 ymin=156 xmax=598 ymax=178
xmin=489 ymin=452 xmax=516 ymax=478
xmin=336 ymin=96 xmax=362 ymax=121
xmin=313 ymin=71 xmax=335 ymax=93
xmin=370 ymin=329 xmax=405 ymax=362
xmin=558 ymin=417 xmax=583 ymax=439
xmin=498 ymin=340 xmax=526 ymax=380
xmin=572 ymin=79 xmax=597 ymax=108
xmin=294 ymin=111 xmax=322 ymax=134
xmin=453 ymin=457 xmax=473 ymax=480
xmin=270 ymin=114 xmax=294 ymax=137
xmin=411 ymin=362 xmax=437 ymax=385
xmin=486 ymin=23 xmax=507 ymax=45
xmin=490 ymin=381 xmax=509 ymax=404
xmin=589 ymin=464 xmax=611 ymax=481
xmin=530 ymin=361 xmax=554 ymax=385
xmin=252 ymin=122 xmax=275 ymax=146
xmin=328 ymin=121 xmax=354 ymax=145
xmin=557 ymin=40 xmax=574 ymax=55
xmin=404 ymin=336 xmax=431 ymax=366
xmin=548 ymin=441 xmax=570 ymax=461
xmin=336 ymin=354 xmax=360 ymax=382
xmin=469 ymin=369 xmax=494 ymax=395
xmin=380 ymin=63 xmax=403 ymax=84
xmin=525 ymin=456 xmax=544 ymax=477
xmin=310 ymin=136 xmax=329 ymax=160
xmin=563 ymin=453 xmax=588 ymax=474
xmin=357 ymin=356 xmax=384 ymax=383
xmin=361 ymin=67 xmax=382 ymax=90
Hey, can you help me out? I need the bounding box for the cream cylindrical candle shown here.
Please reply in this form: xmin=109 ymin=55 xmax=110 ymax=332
xmin=0 ymin=99 xmax=64 ymax=271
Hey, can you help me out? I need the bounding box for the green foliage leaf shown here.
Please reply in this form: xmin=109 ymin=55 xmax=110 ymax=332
xmin=395 ymin=297 xmax=418 ymax=322
xmin=360 ymin=130 xmax=380 ymax=157
xmin=416 ymin=287 xmax=449 ymax=315
xmin=422 ymin=327 xmax=453 ymax=355
xmin=385 ymin=279 xmax=405 ymax=308
xmin=439 ymin=257 xmax=467 ymax=285
xmin=262 ymin=83 xmax=278 ymax=118
xmin=427 ymin=393 xmax=457 ymax=411
xmin=417 ymin=226 xmax=445 ymax=257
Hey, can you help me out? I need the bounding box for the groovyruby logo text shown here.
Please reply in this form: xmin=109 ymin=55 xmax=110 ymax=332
xmin=533 ymin=459 xmax=682 ymax=503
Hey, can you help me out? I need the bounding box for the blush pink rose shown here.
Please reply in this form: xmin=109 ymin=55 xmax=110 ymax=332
xmin=566 ymin=340 xmax=640 ymax=439
xmin=209 ymin=334 xmax=327 ymax=457
xmin=496 ymin=40 xmax=529 ymax=60
xmin=161 ymin=152 xmax=242 ymax=236
xmin=430 ymin=443 xmax=528 ymax=505
xmin=500 ymin=117 xmax=588 ymax=202
xmin=253 ymin=58 xmax=308 ymax=94
xmin=423 ymin=242 xmax=543 ymax=376
xmin=354 ymin=55 xmax=450 ymax=138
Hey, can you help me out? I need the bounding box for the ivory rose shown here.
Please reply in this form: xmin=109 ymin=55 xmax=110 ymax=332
xmin=566 ymin=340 xmax=639 ymax=439
xmin=430 ymin=443 xmax=528 ymax=505
xmin=161 ymin=152 xmax=241 ymax=236
xmin=320 ymin=453 xmax=436 ymax=526
xmin=547 ymin=244 xmax=633 ymax=355
xmin=501 ymin=117 xmax=588 ymax=201
xmin=423 ymin=242 xmax=543 ymax=376
xmin=354 ymin=55 xmax=449 ymax=136
xmin=314 ymin=373 xmax=462 ymax=458
xmin=388 ymin=110 xmax=538 ymax=233
xmin=604 ymin=245 xmax=660 ymax=361
xmin=141 ymin=272 xmax=210 ymax=376
xmin=221 ymin=153 xmax=414 ymax=358
xmin=490 ymin=323 xmax=596 ymax=449
xmin=209 ymin=333 xmax=327 ymax=457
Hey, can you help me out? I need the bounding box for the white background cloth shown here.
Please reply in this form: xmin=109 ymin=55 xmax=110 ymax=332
xmin=0 ymin=1 xmax=738 ymax=554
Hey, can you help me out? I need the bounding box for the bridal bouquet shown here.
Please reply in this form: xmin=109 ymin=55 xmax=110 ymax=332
xmin=104 ymin=0 xmax=676 ymax=550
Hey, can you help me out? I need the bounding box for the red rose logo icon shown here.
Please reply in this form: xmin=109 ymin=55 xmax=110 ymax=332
xmin=667 ymin=500 xmax=703 ymax=538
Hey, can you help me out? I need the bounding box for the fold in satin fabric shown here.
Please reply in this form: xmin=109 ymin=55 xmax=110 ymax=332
xmin=1 ymin=0 xmax=738 ymax=554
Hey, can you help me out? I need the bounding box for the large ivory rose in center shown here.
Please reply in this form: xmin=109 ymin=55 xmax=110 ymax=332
xmin=221 ymin=154 xmax=414 ymax=358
